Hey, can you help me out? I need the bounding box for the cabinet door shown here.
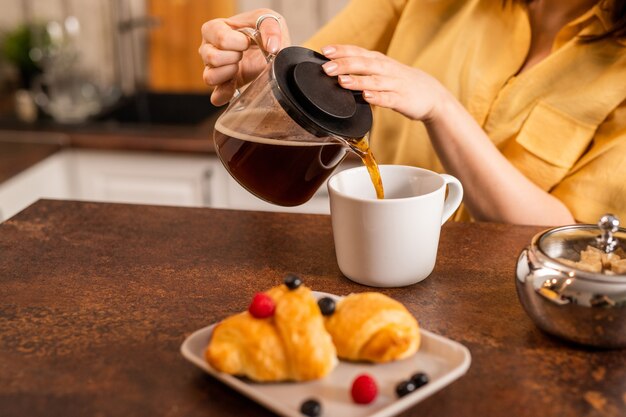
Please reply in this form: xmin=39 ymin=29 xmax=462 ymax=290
xmin=71 ymin=149 xmax=218 ymax=207
xmin=148 ymin=0 xmax=237 ymax=91
xmin=0 ymin=151 xmax=73 ymax=221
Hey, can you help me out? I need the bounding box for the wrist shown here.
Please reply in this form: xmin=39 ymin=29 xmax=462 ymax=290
xmin=422 ymin=81 xmax=454 ymax=125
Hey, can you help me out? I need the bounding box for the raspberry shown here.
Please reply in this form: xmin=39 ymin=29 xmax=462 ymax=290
xmin=248 ymin=293 xmax=275 ymax=318
xmin=351 ymin=374 xmax=378 ymax=404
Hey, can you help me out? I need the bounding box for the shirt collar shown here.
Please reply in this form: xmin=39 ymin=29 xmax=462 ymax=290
xmin=557 ymin=3 xmax=626 ymax=47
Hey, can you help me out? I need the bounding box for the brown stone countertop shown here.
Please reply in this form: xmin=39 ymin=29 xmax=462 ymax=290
xmin=0 ymin=200 xmax=624 ymax=417
xmin=0 ymin=135 xmax=66 ymax=184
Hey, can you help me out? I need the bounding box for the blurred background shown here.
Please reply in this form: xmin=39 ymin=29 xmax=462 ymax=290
xmin=0 ymin=0 xmax=348 ymax=120
xmin=0 ymin=0 xmax=354 ymax=222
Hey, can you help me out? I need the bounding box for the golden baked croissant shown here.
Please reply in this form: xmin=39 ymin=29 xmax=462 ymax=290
xmin=205 ymin=284 xmax=337 ymax=382
xmin=324 ymin=292 xmax=420 ymax=363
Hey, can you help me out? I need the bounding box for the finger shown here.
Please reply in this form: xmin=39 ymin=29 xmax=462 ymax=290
xmin=203 ymin=63 xmax=239 ymax=87
xmin=211 ymin=80 xmax=237 ymax=106
xmin=322 ymin=56 xmax=388 ymax=77
xmin=198 ymin=43 xmax=243 ymax=67
xmin=338 ymin=74 xmax=397 ymax=92
xmin=201 ymin=19 xmax=249 ymax=51
xmin=362 ymin=90 xmax=401 ymax=109
xmin=321 ymin=44 xmax=383 ymax=60
xmin=256 ymin=15 xmax=282 ymax=54
xmin=224 ymin=9 xmax=284 ymax=53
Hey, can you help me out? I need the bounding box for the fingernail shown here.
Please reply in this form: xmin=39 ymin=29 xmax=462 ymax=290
xmin=266 ymin=37 xmax=278 ymax=54
xmin=321 ymin=46 xmax=336 ymax=56
xmin=363 ymin=91 xmax=374 ymax=99
xmin=338 ymin=75 xmax=352 ymax=84
xmin=323 ymin=62 xmax=338 ymax=75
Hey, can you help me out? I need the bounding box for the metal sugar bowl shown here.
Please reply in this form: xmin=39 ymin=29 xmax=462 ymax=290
xmin=515 ymin=214 xmax=626 ymax=348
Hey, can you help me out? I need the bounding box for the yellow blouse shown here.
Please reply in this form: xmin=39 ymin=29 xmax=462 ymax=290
xmin=304 ymin=0 xmax=626 ymax=223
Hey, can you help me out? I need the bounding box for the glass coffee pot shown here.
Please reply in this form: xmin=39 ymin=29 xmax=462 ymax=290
xmin=213 ymin=28 xmax=374 ymax=207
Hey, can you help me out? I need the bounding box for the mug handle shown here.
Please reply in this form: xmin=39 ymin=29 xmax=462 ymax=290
xmin=440 ymin=174 xmax=464 ymax=225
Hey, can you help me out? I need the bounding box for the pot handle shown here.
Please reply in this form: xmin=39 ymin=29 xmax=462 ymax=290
xmin=238 ymin=27 xmax=276 ymax=64
xmin=232 ymin=27 xmax=277 ymax=100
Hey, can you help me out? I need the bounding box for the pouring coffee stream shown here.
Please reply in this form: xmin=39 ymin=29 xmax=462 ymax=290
xmin=214 ymin=27 xmax=384 ymax=205
xmin=343 ymin=135 xmax=385 ymax=200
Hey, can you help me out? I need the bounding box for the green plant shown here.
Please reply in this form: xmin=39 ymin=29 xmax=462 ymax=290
xmin=1 ymin=24 xmax=48 ymax=88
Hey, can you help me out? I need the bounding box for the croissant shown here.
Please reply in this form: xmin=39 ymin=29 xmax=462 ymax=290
xmin=205 ymin=284 xmax=337 ymax=382
xmin=324 ymin=292 xmax=420 ymax=363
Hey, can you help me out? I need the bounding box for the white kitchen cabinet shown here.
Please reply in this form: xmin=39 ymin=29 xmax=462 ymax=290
xmin=0 ymin=149 xmax=219 ymax=221
xmin=69 ymin=149 xmax=219 ymax=208
xmin=0 ymin=148 xmax=357 ymax=222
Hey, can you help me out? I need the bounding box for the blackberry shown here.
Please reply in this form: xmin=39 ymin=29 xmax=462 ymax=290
xmin=410 ymin=372 xmax=429 ymax=388
xmin=395 ymin=380 xmax=417 ymax=397
xmin=317 ymin=297 xmax=336 ymax=316
xmin=300 ymin=398 xmax=321 ymax=416
xmin=284 ymin=274 xmax=303 ymax=290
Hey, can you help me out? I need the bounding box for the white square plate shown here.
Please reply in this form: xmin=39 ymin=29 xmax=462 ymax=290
xmin=181 ymin=292 xmax=471 ymax=417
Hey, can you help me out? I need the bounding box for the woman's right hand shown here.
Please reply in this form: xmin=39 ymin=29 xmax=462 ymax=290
xmin=199 ymin=9 xmax=291 ymax=106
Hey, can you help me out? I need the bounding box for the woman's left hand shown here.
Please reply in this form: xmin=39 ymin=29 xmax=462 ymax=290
xmin=321 ymin=44 xmax=447 ymax=122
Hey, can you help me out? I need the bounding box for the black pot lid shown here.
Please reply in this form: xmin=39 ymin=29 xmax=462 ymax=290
xmin=271 ymin=46 xmax=372 ymax=140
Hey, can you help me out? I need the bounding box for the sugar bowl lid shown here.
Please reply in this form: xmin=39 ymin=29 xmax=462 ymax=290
xmin=533 ymin=214 xmax=626 ymax=277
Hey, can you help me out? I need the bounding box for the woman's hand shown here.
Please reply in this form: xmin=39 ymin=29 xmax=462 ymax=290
xmin=322 ymin=45 xmax=575 ymax=225
xmin=199 ymin=9 xmax=291 ymax=106
xmin=321 ymin=44 xmax=448 ymax=122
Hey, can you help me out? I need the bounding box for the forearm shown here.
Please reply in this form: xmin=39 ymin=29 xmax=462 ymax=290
xmin=424 ymin=90 xmax=575 ymax=226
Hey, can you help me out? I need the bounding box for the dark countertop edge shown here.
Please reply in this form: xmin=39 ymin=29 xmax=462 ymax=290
xmin=0 ymin=141 xmax=65 ymax=184
xmin=68 ymin=130 xmax=215 ymax=154
xmin=0 ymin=110 xmax=218 ymax=153
xmin=0 ymin=119 xmax=217 ymax=185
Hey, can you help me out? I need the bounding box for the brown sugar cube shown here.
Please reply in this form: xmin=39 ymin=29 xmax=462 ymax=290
xmin=610 ymin=258 xmax=626 ymax=274
xmin=575 ymin=260 xmax=603 ymax=273
xmin=602 ymin=252 xmax=620 ymax=269
xmin=580 ymin=246 xmax=603 ymax=259
xmin=578 ymin=247 xmax=603 ymax=273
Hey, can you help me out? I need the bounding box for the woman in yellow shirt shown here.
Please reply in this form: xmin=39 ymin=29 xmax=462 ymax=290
xmin=199 ymin=0 xmax=626 ymax=225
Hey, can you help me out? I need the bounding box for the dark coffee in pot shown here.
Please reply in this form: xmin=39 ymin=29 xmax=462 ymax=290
xmin=215 ymin=121 xmax=348 ymax=206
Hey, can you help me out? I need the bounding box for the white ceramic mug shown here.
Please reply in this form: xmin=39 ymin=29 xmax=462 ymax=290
xmin=327 ymin=165 xmax=463 ymax=287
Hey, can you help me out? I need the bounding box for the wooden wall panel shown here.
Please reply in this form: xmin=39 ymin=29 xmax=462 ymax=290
xmin=148 ymin=0 xmax=236 ymax=92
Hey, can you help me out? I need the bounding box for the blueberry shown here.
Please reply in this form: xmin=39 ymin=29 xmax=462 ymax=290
xmin=284 ymin=274 xmax=303 ymax=290
xmin=317 ymin=297 xmax=336 ymax=316
xmin=395 ymin=380 xmax=417 ymax=397
xmin=410 ymin=372 xmax=429 ymax=388
xmin=300 ymin=398 xmax=321 ymax=416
